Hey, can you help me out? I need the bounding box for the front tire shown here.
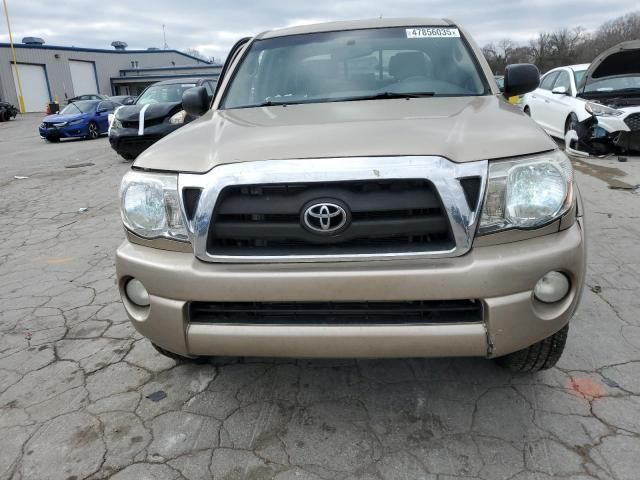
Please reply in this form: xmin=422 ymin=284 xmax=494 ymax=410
xmin=495 ymin=324 xmax=568 ymax=373
xmin=87 ymin=121 xmax=99 ymax=139
xmin=565 ymin=113 xmax=578 ymax=135
xmin=564 ymin=113 xmax=579 ymax=151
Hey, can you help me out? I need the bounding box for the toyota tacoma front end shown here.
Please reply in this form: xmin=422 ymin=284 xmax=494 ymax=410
xmin=116 ymin=18 xmax=585 ymax=372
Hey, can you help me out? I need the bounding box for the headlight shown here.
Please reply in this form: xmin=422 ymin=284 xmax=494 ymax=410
xmin=120 ymin=171 xmax=188 ymax=241
xmin=68 ymin=119 xmax=83 ymax=126
xmin=169 ymin=110 xmax=187 ymax=125
xmin=585 ymin=101 xmax=622 ymax=117
xmin=479 ymin=150 xmax=573 ymax=234
xmin=53 ymin=122 xmax=68 ymax=127
xmin=111 ymin=116 xmax=123 ymax=130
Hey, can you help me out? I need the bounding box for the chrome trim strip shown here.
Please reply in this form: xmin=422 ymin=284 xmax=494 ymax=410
xmin=178 ymin=156 xmax=488 ymax=263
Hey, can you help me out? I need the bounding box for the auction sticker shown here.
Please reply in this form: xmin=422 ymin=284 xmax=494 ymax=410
xmin=406 ymin=27 xmax=460 ymax=38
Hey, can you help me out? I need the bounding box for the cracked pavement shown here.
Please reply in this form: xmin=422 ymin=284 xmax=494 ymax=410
xmin=1 ymin=114 xmax=640 ymax=480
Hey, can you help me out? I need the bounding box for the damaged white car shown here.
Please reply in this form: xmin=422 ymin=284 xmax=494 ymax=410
xmin=523 ymin=41 xmax=640 ymax=156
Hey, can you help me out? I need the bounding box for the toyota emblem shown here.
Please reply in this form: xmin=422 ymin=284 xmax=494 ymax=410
xmin=302 ymin=201 xmax=350 ymax=234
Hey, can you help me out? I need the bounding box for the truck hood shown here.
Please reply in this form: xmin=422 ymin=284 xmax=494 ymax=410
xmin=579 ymin=40 xmax=640 ymax=92
xmin=117 ymin=102 xmax=181 ymax=122
xmin=134 ymin=96 xmax=556 ymax=173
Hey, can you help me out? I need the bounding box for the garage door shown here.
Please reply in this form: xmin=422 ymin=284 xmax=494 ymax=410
xmin=69 ymin=60 xmax=98 ymax=96
xmin=11 ymin=63 xmax=50 ymax=112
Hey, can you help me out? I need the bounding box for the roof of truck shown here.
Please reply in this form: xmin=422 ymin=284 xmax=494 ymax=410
xmin=259 ymin=18 xmax=454 ymax=40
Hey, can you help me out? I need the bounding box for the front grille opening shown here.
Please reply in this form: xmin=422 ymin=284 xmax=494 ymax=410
xmin=459 ymin=177 xmax=482 ymax=211
xmin=207 ymin=179 xmax=455 ymax=256
xmin=182 ymin=188 xmax=202 ymax=221
xmin=625 ymin=113 xmax=640 ymax=131
xmin=189 ymin=300 xmax=483 ymax=325
xmin=121 ymin=117 xmax=165 ymax=129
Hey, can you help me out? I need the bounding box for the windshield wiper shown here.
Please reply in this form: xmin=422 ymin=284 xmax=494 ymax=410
xmin=235 ymin=92 xmax=436 ymax=109
xmin=251 ymin=100 xmax=301 ymax=108
xmin=342 ymin=91 xmax=436 ymax=102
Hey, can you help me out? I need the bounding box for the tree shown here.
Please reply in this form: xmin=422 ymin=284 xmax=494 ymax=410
xmin=592 ymin=12 xmax=640 ymax=55
xmin=482 ymin=10 xmax=640 ymax=73
xmin=483 ymin=39 xmax=531 ymax=74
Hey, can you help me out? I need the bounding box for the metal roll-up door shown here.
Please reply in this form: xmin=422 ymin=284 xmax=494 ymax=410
xmin=11 ymin=63 xmax=51 ymax=112
xmin=69 ymin=60 xmax=99 ymax=96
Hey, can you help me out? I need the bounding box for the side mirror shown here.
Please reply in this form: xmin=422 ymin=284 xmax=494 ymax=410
xmin=551 ymin=86 xmax=568 ymax=95
xmin=182 ymin=86 xmax=209 ymax=118
xmin=503 ymin=64 xmax=540 ymax=98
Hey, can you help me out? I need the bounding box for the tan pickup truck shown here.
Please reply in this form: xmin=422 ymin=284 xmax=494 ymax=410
xmin=116 ymin=18 xmax=585 ymax=372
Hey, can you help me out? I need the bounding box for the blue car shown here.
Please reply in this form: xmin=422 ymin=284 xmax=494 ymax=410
xmin=39 ymin=99 xmax=120 ymax=142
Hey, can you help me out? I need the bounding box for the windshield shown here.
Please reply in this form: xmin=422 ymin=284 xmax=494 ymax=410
xmin=60 ymin=101 xmax=96 ymax=115
xmin=136 ymin=84 xmax=196 ymax=105
xmin=222 ymin=26 xmax=488 ymax=109
xmin=584 ymin=76 xmax=640 ymax=93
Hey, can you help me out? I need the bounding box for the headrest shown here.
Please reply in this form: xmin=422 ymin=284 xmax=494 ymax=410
xmin=388 ymin=52 xmax=430 ymax=80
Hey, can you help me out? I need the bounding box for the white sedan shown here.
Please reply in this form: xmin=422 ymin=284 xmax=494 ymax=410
xmin=522 ymin=64 xmax=589 ymax=138
xmin=522 ymin=41 xmax=640 ymax=156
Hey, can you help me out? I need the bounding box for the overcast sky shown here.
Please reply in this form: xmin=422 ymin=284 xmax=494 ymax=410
xmin=1 ymin=0 xmax=638 ymax=62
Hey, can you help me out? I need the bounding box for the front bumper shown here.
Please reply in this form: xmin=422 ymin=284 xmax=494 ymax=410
xmin=566 ymin=109 xmax=640 ymax=156
xmin=109 ymin=124 xmax=181 ymax=158
xmin=116 ymin=221 xmax=586 ymax=359
xmin=39 ymin=124 xmax=88 ymax=139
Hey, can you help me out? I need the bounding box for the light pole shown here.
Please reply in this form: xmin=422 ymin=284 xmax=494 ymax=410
xmin=2 ymin=0 xmax=25 ymax=112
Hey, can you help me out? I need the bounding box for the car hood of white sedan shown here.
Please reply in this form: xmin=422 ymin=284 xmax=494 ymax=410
xmin=579 ymin=40 xmax=640 ymax=91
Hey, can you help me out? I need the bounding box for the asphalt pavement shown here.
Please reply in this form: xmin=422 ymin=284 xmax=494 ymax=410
xmin=1 ymin=114 xmax=640 ymax=480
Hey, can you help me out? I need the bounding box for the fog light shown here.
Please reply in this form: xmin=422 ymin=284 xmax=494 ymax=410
xmin=125 ymin=278 xmax=150 ymax=307
xmin=534 ymin=271 xmax=570 ymax=303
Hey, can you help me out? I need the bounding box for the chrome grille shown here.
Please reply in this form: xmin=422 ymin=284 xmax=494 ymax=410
xmin=208 ymin=180 xmax=455 ymax=256
xmin=178 ymin=156 xmax=488 ymax=263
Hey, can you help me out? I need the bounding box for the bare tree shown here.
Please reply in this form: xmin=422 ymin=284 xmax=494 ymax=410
xmin=482 ymin=10 xmax=639 ymax=74
xmin=548 ymin=27 xmax=587 ymax=65
xmin=592 ymin=12 xmax=640 ymax=54
xmin=528 ymin=32 xmax=553 ymax=72
xmin=483 ymin=39 xmax=529 ymax=74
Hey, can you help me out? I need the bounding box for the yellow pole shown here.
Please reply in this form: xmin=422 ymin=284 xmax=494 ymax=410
xmin=2 ymin=0 xmax=26 ymax=112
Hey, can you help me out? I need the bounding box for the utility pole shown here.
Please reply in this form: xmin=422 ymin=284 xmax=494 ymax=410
xmin=2 ymin=0 xmax=25 ymax=112
xmin=162 ymin=24 xmax=168 ymax=49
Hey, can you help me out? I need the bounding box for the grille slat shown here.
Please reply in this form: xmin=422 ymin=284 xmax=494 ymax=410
xmin=208 ymin=180 xmax=454 ymax=256
xmin=189 ymin=300 xmax=483 ymax=325
xmin=213 ymin=217 xmax=449 ymax=244
xmin=217 ymin=187 xmax=442 ymax=215
xmin=121 ymin=117 xmax=165 ymax=129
